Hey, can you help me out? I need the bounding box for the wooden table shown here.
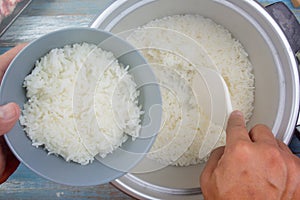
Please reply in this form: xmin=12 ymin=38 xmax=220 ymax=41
xmin=0 ymin=0 xmax=299 ymax=199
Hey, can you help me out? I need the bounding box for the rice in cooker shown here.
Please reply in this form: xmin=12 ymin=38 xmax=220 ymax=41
xmin=20 ymin=43 xmax=142 ymax=165
xmin=127 ymin=14 xmax=255 ymax=166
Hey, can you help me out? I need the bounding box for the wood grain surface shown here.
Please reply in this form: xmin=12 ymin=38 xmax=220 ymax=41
xmin=0 ymin=0 xmax=299 ymax=199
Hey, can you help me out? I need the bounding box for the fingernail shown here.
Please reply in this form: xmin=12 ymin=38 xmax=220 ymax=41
xmin=231 ymin=110 xmax=244 ymax=117
xmin=0 ymin=104 xmax=18 ymax=121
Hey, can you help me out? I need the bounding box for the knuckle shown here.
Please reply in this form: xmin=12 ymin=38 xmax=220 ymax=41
xmin=227 ymin=125 xmax=245 ymax=134
xmin=250 ymin=124 xmax=271 ymax=136
xmin=233 ymin=140 xmax=251 ymax=152
xmin=264 ymin=144 xmax=281 ymax=157
xmin=252 ymin=124 xmax=270 ymax=130
xmin=261 ymin=145 xmax=285 ymax=166
xmin=251 ymin=124 xmax=272 ymax=136
xmin=226 ymin=140 xmax=252 ymax=162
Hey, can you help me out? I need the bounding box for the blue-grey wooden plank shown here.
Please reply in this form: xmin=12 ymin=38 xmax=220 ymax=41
xmin=0 ymin=164 xmax=130 ymax=200
xmin=0 ymin=0 xmax=115 ymax=45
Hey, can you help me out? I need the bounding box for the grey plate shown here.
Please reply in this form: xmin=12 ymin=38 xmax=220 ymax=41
xmin=0 ymin=27 xmax=162 ymax=186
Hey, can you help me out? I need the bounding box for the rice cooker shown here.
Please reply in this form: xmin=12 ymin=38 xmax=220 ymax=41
xmin=90 ymin=0 xmax=300 ymax=199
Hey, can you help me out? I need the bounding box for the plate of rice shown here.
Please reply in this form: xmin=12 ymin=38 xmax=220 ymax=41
xmin=0 ymin=27 xmax=162 ymax=186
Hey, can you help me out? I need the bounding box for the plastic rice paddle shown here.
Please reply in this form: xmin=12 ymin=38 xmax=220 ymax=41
xmin=193 ymin=67 xmax=233 ymax=160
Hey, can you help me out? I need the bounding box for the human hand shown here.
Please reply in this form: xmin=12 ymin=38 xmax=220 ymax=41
xmin=0 ymin=44 xmax=26 ymax=183
xmin=200 ymin=110 xmax=300 ymax=200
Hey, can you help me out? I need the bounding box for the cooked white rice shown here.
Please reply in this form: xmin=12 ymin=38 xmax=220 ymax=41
xmin=127 ymin=14 xmax=255 ymax=166
xmin=20 ymin=43 xmax=142 ymax=165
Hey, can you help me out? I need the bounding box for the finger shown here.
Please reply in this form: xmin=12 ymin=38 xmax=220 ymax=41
xmin=0 ymin=137 xmax=7 ymax=177
xmin=0 ymin=137 xmax=19 ymax=184
xmin=226 ymin=110 xmax=250 ymax=145
xmin=0 ymin=103 xmax=20 ymax=135
xmin=276 ymin=139 xmax=292 ymax=153
xmin=0 ymin=43 xmax=27 ymax=82
xmin=0 ymin=155 xmax=19 ymax=184
xmin=200 ymin=146 xmax=224 ymax=187
xmin=249 ymin=124 xmax=278 ymax=146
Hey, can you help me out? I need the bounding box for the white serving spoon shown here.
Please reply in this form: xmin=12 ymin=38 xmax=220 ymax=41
xmin=192 ymin=66 xmax=233 ymax=160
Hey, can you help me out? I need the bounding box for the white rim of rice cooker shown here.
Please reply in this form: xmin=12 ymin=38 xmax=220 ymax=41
xmin=90 ymin=0 xmax=300 ymax=199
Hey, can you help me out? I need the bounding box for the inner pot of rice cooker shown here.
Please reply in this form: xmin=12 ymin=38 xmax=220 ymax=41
xmin=91 ymin=0 xmax=300 ymax=199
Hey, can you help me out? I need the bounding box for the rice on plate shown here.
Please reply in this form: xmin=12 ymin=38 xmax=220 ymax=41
xmin=127 ymin=14 xmax=255 ymax=166
xmin=20 ymin=42 xmax=143 ymax=165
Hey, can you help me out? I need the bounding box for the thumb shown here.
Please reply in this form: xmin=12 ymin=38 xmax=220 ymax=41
xmin=226 ymin=110 xmax=250 ymax=145
xmin=0 ymin=103 xmax=20 ymax=135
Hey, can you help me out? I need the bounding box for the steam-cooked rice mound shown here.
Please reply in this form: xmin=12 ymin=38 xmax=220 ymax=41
xmin=127 ymin=14 xmax=255 ymax=166
xmin=20 ymin=43 xmax=142 ymax=165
